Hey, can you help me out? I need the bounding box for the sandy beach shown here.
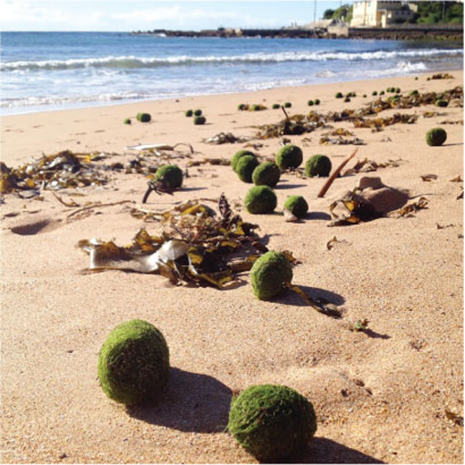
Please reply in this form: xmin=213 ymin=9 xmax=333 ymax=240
xmin=1 ymin=71 xmax=463 ymax=464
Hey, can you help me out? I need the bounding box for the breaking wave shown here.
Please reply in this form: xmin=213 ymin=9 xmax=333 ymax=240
xmin=2 ymin=48 xmax=462 ymax=71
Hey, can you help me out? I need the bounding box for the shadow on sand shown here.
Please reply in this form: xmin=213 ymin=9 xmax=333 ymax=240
xmin=127 ymin=368 xmax=232 ymax=433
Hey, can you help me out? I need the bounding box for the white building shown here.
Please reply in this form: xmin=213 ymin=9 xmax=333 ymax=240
xmin=351 ymin=1 xmax=416 ymax=28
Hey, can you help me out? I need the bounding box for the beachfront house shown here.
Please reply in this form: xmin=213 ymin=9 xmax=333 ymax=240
xmin=351 ymin=1 xmax=417 ymax=27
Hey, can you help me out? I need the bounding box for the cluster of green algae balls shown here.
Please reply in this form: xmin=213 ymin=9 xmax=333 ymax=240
xmin=154 ymin=164 xmax=184 ymax=189
xmin=276 ymin=144 xmax=303 ymax=170
xmin=228 ymin=384 xmax=317 ymax=462
xmin=305 ymin=154 xmax=332 ymax=178
xmin=98 ymin=319 xmax=170 ymax=405
xmin=252 ymin=162 xmax=280 ymax=187
xmin=244 ymin=186 xmax=277 ymax=214
xmin=426 ymin=128 xmax=447 ymax=147
xmin=250 ymin=251 xmax=292 ymax=300
xmin=284 ymin=195 xmax=308 ymax=219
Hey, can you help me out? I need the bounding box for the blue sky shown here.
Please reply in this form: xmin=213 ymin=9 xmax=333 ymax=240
xmin=0 ymin=0 xmax=352 ymax=31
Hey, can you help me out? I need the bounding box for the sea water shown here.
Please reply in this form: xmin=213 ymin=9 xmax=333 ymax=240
xmin=1 ymin=31 xmax=463 ymax=115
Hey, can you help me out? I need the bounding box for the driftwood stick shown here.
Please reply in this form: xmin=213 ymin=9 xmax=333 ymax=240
xmin=317 ymin=148 xmax=359 ymax=198
xmin=281 ymin=106 xmax=291 ymax=123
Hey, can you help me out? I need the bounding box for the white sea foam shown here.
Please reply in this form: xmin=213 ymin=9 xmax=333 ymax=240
xmin=1 ymin=48 xmax=462 ymax=71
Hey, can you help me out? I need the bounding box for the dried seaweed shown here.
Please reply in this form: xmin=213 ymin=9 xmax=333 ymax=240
xmin=320 ymin=135 xmax=365 ymax=145
xmin=445 ymin=408 xmax=464 ymax=427
xmin=352 ymin=319 xmax=369 ymax=332
xmin=431 ymin=73 xmax=454 ymax=80
xmin=389 ymin=197 xmax=429 ymax=218
xmin=326 ymin=236 xmax=348 ymax=250
xmin=450 ymin=176 xmax=463 ymax=183
xmin=0 ymin=150 xmax=108 ymax=195
xmin=254 ymin=87 xmax=463 ymax=139
xmin=79 ymin=195 xmax=268 ymax=289
xmin=203 ymin=133 xmax=250 ymax=144
xmin=187 ymin=158 xmax=230 ymax=167
xmin=343 ymin=158 xmax=402 ymax=176
xmin=420 ymin=174 xmax=438 ymax=182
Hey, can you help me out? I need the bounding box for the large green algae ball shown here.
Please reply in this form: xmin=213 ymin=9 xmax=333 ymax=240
xmin=252 ymin=162 xmax=281 ymax=187
xmin=276 ymin=144 xmax=303 ymax=170
xmin=228 ymin=384 xmax=317 ymax=462
xmin=236 ymin=156 xmax=260 ymax=183
xmin=194 ymin=109 xmax=202 ymax=116
xmin=305 ymin=154 xmax=332 ymax=177
xmin=231 ymin=150 xmax=256 ymax=172
xmin=136 ymin=112 xmax=151 ymax=123
xmin=98 ymin=319 xmax=170 ymax=406
xmin=244 ymin=186 xmax=277 ymax=214
xmin=194 ymin=115 xmax=206 ymax=125
xmin=154 ymin=164 xmax=183 ymax=189
xmin=284 ymin=195 xmax=308 ymax=219
xmin=250 ymin=250 xmax=292 ymax=300
xmin=426 ymin=128 xmax=447 ymax=147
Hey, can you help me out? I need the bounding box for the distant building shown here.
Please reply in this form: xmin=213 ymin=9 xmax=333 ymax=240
xmin=351 ymin=1 xmax=417 ymax=28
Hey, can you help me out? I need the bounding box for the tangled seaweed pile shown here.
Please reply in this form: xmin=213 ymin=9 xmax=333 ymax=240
xmin=0 ymin=150 xmax=108 ymax=195
xmin=79 ymin=195 xmax=271 ymax=288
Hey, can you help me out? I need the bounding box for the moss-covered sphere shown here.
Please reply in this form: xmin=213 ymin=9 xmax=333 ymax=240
xmin=372 ymin=91 xmax=378 ymax=96
xmin=308 ymin=100 xmax=314 ymax=106
xmin=305 ymin=155 xmax=332 ymax=178
xmin=435 ymin=99 xmax=448 ymax=107
xmin=236 ymin=156 xmax=260 ymax=183
xmin=426 ymin=128 xmax=447 ymax=147
xmin=244 ymin=186 xmax=277 ymax=215
xmin=314 ymin=99 xmax=320 ymax=105
xmin=284 ymin=195 xmax=309 ymax=219
xmin=98 ymin=319 xmax=170 ymax=406
xmin=272 ymin=103 xmax=280 ymax=109
xmin=154 ymin=164 xmax=183 ymax=189
xmin=336 ymin=92 xmax=343 ymax=98
xmin=194 ymin=109 xmax=202 ymax=116
xmin=276 ymin=144 xmax=303 ymax=170
xmin=123 ymin=118 xmax=131 ymax=125
xmin=228 ymin=384 xmax=317 ymax=462
xmin=250 ymin=251 xmax=292 ymax=300
xmin=380 ymin=90 xmax=385 ymax=95
xmin=238 ymin=103 xmax=246 ymax=111
xmin=136 ymin=113 xmax=151 ymax=123
xmin=284 ymin=102 xmax=292 ymax=108
xmin=231 ymin=150 xmax=256 ymax=172
xmin=344 ymin=97 xmax=351 ymax=103
xmin=395 ymin=87 xmax=401 ymax=93
xmin=194 ymin=115 xmax=206 ymax=125
xmin=252 ymin=162 xmax=281 ymax=187
xmin=409 ymin=90 xmax=419 ymax=96
xmin=185 ymin=109 xmax=193 ymax=117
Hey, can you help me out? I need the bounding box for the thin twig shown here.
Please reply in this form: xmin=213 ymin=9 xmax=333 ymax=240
xmin=281 ymin=106 xmax=291 ymax=123
xmin=66 ymin=200 xmax=135 ymax=220
xmin=317 ymin=148 xmax=359 ymax=198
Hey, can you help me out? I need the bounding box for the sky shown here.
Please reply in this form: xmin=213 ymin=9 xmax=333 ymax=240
xmin=0 ymin=0 xmax=352 ymax=32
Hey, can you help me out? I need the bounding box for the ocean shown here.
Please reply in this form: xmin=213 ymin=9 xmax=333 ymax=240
xmin=1 ymin=31 xmax=463 ymax=115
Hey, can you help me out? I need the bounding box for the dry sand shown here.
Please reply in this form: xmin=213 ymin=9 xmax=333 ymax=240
xmin=1 ymin=71 xmax=464 ymax=464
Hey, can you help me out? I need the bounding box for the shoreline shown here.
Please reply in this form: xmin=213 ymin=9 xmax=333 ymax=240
xmin=1 ymin=70 xmax=463 ymax=464
xmin=2 ymin=66 xmax=463 ymax=118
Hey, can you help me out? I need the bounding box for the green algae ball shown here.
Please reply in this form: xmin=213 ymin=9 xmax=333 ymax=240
xmin=154 ymin=164 xmax=183 ymax=189
xmin=194 ymin=115 xmax=206 ymax=125
xmin=308 ymin=100 xmax=314 ymax=106
xmin=409 ymin=90 xmax=419 ymax=96
xmin=244 ymin=186 xmax=277 ymax=214
xmin=314 ymin=99 xmax=320 ymax=105
xmin=185 ymin=109 xmax=193 ymax=117
xmin=228 ymin=384 xmax=317 ymax=462
xmin=238 ymin=103 xmax=246 ymax=111
xmin=435 ymin=99 xmax=448 ymax=108
xmin=305 ymin=155 xmax=332 ymax=178
xmin=123 ymin=118 xmax=131 ymax=125
xmin=236 ymin=155 xmax=260 ymax=183
xmin=372 ymin=91 xmax=378 ymax=96
xmin=426 ymin=128 xmax=447 ymax=147
xmin=231 ymin=150 xmax=256 ymax=172
xmin=380 ymin=90 xmax=385 ymax=95
xmin=395 ymin=88 xmax=401 ymax=93
xmin=272 ymin=103 xmax=280 ymax=109
xmin=252 ymin=162 xmax=280 ymax=187
xmin=335 ymin=92 xmax=343 ymax=98
xmin=136 ymin=113 xmax=151 ymax=123
xmin=284 ymin=102 xmax=292 ymax=108
xmin=284 ymin=195 xmax=308 ymax=219
xmin=276 ymin=144 xmax=303 ymax=170
xmin=98 ymin=319 xmax=170 ymax=406
xmin=194 ymin=109 xmax=202 ymax=116
xmin=344 ymin=97 xmax=351 ymax=103
xmin=250 ymin=251 xmax=292 ymax=300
